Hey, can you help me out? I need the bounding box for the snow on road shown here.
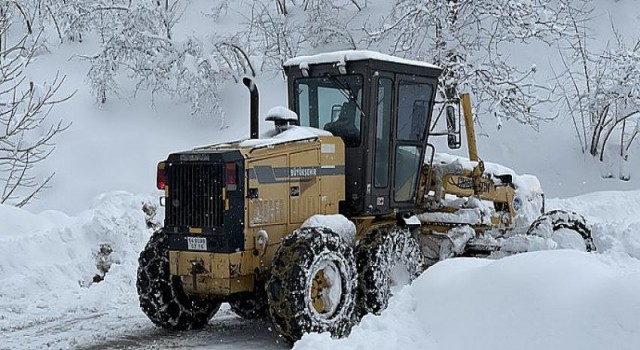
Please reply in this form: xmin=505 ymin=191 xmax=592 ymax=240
xmin=1 ymin=190 xmax=639 ymax=349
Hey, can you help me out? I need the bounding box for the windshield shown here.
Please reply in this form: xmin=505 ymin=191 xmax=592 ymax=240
xmin=294 ymin=75 xmax=363 ymax=147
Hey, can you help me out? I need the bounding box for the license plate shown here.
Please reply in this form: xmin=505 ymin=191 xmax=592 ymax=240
xmin=187 ymin=237 xmax=207 ymax=251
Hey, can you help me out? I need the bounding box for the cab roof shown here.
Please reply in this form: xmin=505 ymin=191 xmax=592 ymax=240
xmin=284 ymin=50 xmax=441 ymax=70
xmin=283 ymin=50 xmax=442 ymax=79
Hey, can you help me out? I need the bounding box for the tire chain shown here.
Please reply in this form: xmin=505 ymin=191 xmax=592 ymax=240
xmin=137 ymin=231 xmax=221 ymax=330
xmin=356 ymin=226 xmax=426 ymax=317
xmin=266 ymin=227 xmax=357 ymax=344
xmin=527 ymin=209 xmax=596 ymax=252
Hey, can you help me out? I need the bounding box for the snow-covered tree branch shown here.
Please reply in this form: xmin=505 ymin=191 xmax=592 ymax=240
xmin=365 ymin=0 xmax=592 ymax=129
xmin=230 ymin=0 xmax=360 ymax=73
xmin=556 ymin=26 xmax=640 ymax=180
xmin=72 ymin=0 xmax=231 ymax=116
xmin=0 ymin=30 xmax=70 ymax=207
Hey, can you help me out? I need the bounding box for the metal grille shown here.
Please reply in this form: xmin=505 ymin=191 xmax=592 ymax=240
xmin=166 ymin=162 xmax=224 ymax=227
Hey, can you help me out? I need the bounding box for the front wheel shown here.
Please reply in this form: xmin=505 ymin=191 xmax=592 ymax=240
xmin=266 ymin=227 xmax=357 ymax=344
xmin=137 ymin=231 xmax=221 ymax=330
xmin=527 ymin=210 xmax=596 ymax=252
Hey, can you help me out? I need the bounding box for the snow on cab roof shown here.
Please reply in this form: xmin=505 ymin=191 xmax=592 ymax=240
xmin=283 ymin=50 xmax=441 ymax=70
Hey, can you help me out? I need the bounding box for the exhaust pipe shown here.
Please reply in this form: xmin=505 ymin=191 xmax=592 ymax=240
xmin=243 ymin=77 xmax=259 ymax=139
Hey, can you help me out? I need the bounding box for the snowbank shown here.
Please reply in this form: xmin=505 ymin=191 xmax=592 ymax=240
xmin=0 ymin=192 xmax=153 ymax=332
xmin=296 ymin=250 xmax=640 ymax=350
xmin=296 ymin=189 xmax=640 ymax=350
xmin=549 ymin=190 xmax=640 ymax=260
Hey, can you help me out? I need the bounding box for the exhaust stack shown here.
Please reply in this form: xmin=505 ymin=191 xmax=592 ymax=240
xmin=243 ymin=77 xmax=259 ymax=139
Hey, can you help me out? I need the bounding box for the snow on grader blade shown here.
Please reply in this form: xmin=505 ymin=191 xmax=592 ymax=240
xmin=137 ymin=50 xmax=595 ymax=344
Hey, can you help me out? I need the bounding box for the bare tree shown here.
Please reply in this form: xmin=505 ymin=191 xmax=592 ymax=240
xmin=0 ymin=30 xmax=70 ymax=207
xmin=365 ymin=0 xmax=592 ymax=129
xmin=556 ymin=25 xmax=640 ymax=180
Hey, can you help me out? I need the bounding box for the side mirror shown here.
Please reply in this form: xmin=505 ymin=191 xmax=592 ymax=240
xmin=446 ymin=105 xmax=461 ymax=149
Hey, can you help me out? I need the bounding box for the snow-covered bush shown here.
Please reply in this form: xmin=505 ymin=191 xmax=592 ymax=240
xmin=557 ymin=28 xmax=640 ymax=180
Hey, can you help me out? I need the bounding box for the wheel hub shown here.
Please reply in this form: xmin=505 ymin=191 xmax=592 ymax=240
xmin=309 ymin=261 xmax=342 ymax=318
xmin=552 ymin=228 xmax=588 ymax=251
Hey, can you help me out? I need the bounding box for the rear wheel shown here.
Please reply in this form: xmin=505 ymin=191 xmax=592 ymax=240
xmin=137 ymin=231 xmax=221 ymax=330
xmin=355 ymin=226 xmax=426 ymax=317
xmin=266 ymin=227 xmax=357 ymax=344
xmin=527 ymin=210 xmax=596 ymax=252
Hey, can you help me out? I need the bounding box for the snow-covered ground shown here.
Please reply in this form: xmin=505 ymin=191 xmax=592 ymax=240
xmin=298 ymin=250 xmax=640 ymax=350
xmin=1 ymin=190 xmax=639 ymax=349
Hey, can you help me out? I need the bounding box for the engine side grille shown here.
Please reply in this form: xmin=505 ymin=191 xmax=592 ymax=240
xmin=166 ymin=162 xmax=224 ymax=227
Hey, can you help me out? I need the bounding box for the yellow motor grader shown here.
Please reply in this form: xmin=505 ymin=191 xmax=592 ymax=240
xmin=137 ymin=50 xmax=595 ymax=343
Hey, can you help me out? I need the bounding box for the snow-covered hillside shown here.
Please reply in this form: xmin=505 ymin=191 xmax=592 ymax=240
xmin=11 ymin=0 xmax=637 ymax=214
xmin=1 ymin=190 xmax=639 ymax=349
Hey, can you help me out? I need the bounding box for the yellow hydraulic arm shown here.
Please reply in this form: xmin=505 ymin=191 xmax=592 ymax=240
xmin=460 ymin=93 xmax=479 ymax=162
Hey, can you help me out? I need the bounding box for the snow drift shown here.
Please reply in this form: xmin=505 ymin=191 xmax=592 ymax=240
xmin=0 ymin=192 xmax=153 ymax=333
xmin=296 ymin=250 xmax=640 ymax=350
xmin=296 ymin=190 xmax=640 ymax=350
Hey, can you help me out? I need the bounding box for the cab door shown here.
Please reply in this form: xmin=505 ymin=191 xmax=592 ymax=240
xmin=366 ymin=72 xmax=394 ymax=215
xmin=390 ymin=74 xmax=434 ymax=210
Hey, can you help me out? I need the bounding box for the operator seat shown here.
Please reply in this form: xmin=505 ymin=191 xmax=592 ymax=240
xmin=324 ymin=101 xmax=360 ymax=147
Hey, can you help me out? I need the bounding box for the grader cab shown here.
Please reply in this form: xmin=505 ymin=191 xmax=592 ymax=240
xmin=137 ymin=50 xmax=596 ymax=344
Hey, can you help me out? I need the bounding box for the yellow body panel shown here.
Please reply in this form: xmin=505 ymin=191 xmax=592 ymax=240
xmin=169 ymin=251 xmax=250 ymax=296
xmin=170 ymin=136 xmax=346 ymax=297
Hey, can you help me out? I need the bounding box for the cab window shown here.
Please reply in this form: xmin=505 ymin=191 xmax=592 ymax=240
xmin=397 ymin=81 xmax=433 ymax=141
xmin=295 ymin=75 xmax=363 ymax=147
